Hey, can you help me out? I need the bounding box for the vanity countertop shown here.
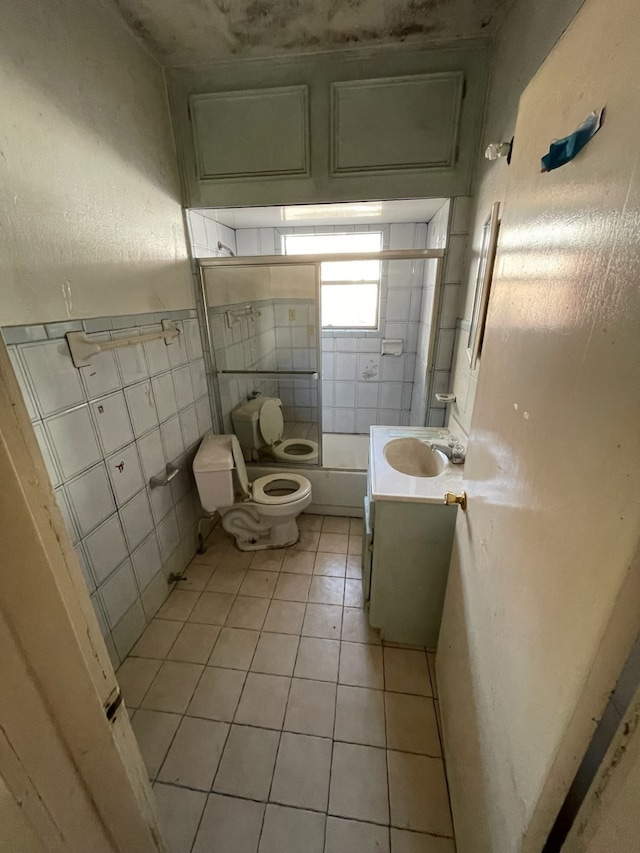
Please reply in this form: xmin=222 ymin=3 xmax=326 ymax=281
xmin=369 ymin=426 xmax=464 ymax=504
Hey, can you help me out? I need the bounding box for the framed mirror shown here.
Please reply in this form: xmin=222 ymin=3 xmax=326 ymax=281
xmin=468 ymin=201 xmax=500 ymax=369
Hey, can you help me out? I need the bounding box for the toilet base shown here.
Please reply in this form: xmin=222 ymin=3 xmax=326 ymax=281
xmin=220 ymin=507 xmax=300 ymax=551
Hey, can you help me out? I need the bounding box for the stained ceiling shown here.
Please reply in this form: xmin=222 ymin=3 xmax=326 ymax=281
xmin=105 ymin=0 xmax=506 ymax=66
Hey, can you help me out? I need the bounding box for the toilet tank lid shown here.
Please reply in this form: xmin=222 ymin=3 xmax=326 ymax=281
xmin=193 ymin=434 xmax=235 ymax=473
xmin=231 ymin=397 xmax=269 ymax=423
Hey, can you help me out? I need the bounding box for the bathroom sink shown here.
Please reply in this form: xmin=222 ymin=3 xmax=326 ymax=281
xmin=383 ymin=438 xmax=448 ymax=478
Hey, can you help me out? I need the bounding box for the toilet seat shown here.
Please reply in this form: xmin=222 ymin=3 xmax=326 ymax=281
xmin=271 ymin=438 xmax=318 ymax=463
xmin=251 ymin=473 xmax=312 ymax=505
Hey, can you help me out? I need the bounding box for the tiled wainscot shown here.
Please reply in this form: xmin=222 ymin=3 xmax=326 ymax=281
xmin=3 ymin=311 xmax=214 ymax=667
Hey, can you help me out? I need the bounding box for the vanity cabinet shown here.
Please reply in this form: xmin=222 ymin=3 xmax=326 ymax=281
xmin=363 ymin=494 xmax=456 ymax=649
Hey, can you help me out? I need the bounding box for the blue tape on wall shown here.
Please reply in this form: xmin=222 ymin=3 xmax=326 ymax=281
xmin=541 ymin=108 xmax=605 ymax=172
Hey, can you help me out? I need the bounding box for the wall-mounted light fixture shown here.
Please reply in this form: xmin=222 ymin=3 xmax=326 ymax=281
xmin=484 ymin=139 xmax=513 ymax=162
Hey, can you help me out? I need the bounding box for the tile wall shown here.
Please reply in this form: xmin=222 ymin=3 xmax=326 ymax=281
xmin=2 ymin=312 xmax=214 ymax=668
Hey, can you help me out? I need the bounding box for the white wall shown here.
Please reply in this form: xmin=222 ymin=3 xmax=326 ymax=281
xmin=0 ymin=0 xmax=192 ymax=326
xmin=0 ymin=775 xmax=41 ymax=853
xmin=447 ymin=0 xmax=586 ymax=436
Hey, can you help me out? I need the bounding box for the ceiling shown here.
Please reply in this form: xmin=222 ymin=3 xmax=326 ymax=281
xmin=105 ymin=0 xmax=506 ymax=66
xmin=196 ymin=199 xmax=449 ymax=228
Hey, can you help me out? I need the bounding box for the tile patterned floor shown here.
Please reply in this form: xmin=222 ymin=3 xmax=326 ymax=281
xmin=117 ymin=514 xmax=455 ymax=853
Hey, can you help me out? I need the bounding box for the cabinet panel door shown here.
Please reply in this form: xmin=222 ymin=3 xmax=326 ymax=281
xmin=331 ymin=72 xmax=463 ymax=175
xmin=190 ymin=85 xmax=310 ymax=181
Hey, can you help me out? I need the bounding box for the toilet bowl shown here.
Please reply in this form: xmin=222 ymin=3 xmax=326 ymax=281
xmin=193 ymin=434 xmax=312 ymax=551
xmin=231 ymin=396 xmax=319 ymax=464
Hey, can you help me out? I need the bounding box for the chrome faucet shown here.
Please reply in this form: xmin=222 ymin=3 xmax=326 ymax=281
xmin=429 ymin=439 xmax=466 ymax=464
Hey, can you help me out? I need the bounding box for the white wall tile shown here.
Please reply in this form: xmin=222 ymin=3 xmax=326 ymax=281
xmin=167 ymin=322 xmax=189 ymax=368
xmin=322 ymin=408 xmax=334 ymax=432
xmin=389 ymin=223 xmax=417 ymax=249
xmin=334 ymin=382 xmax=356 ymax=408
xmin=161 ymin=415 xmax=184 ymax=463
xmin=33 ymin=421 xmax=62 ymax=486
xmin=7 ymin=347 xmax=38 ymax=419
xmin=381 ymin=355 xmax=405 ymax=382
xmin=180 ymin=405 xmax=200 ymax=449
xmin=132 ymin=532 xmax=163 ymax=592
xmin=142 ymin=325 xmax=171 ymax=375
xmin=379 ymin=409 xmax=400 ymax=425
xmin=100 ymin=559 xmax=138 ymax=628
xmin=196 ymin=397 xmax=213 ymax=436
xmin=184 ymin=318 xmax=204 ymax=361
xmin=236 ymin=229 xmax=259 ymax=256
xmin=112 ymin=330 xmax=149 ymax=386
xmin=45 ymin=406 xmax=101 ymax=480
xmin=125 ymin=380 xmax=158 ymax=437
xmin=357 ymin=382 xmax=379 ymax=408
xmin=259 ymin=228 xmax=276 ymax=255
xmin=190 ymin=360 xmax=208 ymax=401
xmin=84 ymin=513 xmax=128 ymax=585
xmin=21 ymin=340 xmax=85 ymax=416
xmin=54 ymin=486 xmax=79 ymax=544
xmin=148 ymin=478 xmax=174 ymax=526
xmin=66 ymin=463 xmax=116 ymax=536
xmin=137 ymin=428 xmax=166 ymax=480
xmin=74 ymin=542 xmax=95 ymax=593
xmin=321 ymin=352 xmax=334 ymax=380
xmin=335 ymin=353 xmax=357 ymax=381
xmin=334 ymin=409 xmax=355 ymax=433
xmin=435 ymin=330 xmax=456 ymax=371
xmin=157 ymin=510 xmax=180 ymax=561
xmin=107 ymin=443 xmax=144 ymax=506
xmin=90 ymin=592 xmax=109 ymax=637
xmin=187 ymin=211 xmax=208 ymax=246
xmin=386 ymin=290 xmax=411 ymax=322
xmin=173 ymin=364 xmax=195 ymax=410
xmin=90 ymin=391 xmax=134 ymax=456
xmin=151 ymin=372 xmax=178 ymax=422
xmin=120 ymin=489 xmax=154 ymax=551
xmin=79 ymin=337 xmax=122 ymax=400
xmin=141 ymin=569 xmax=170 ymax=621
xmin=379 ymin=383 xmax=403 ymax=410
xmin=356 ymin=409 xmax=378 ymax=433
xmin=112 ymin=599 xmax=147 ymax=660
xmin=176 ymin=493 xmax=196 ymax=537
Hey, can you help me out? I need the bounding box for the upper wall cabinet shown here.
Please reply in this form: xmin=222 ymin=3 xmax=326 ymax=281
xmin=167 ymin=44 xmax=490 ymax=208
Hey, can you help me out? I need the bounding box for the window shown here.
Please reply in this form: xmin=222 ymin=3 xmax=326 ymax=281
xmin=283 ymin=232 xmax=382 ymax=329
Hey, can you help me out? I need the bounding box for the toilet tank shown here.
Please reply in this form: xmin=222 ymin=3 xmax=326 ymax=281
xmin=193 ymin=434 xmax=235 ymax=512
xmin=232 ymin=397 xmax=280 ymax=449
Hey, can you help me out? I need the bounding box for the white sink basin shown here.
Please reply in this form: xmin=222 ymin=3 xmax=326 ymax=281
xmin=383 ymin=438 xmax=448 ymax=478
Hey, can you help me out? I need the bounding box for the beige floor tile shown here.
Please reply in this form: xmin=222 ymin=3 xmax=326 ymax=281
xmin=208 ymin=627 xmax=259 ymax=670
xmin=342 ymin=608 xmax=381 ymax=645
xmin=344 ymin=578 xmax=364 ymax=607
xmin=155 ymin=783 xmax=207 ymax=853
xmin=318 ymin=532 xmax=349 ymax=554
xmin=302 ymin=603 xmax=343 ymax=639
xmin=179 ymin=562 xmax=215 ymax=591
xmin=131 ymin=709 xmax=181 ymax=778
xmin=193 ymin=794 xmax=265 ymax=853
xmin=273 ymin=572 xmax=311 ymax=602
xmin=335 ymin=685 xmax=386 ymax=747
xmin=294 ymin=530 xmax=320 ymax=551
xmin=385 ymin=693 xmax=441 ymax=756
xmin=158 ymin=716 xmax=229 ymax=790
xmin=216 ymin=546 xmax=253 ymax=569
xmin=349 ymin=518 xmax=364 ymax=536
xmin=284 ymin=678 xmax=336 ymax=738
xmin=225 ymin=595 xmax=269 ymax=629
xmin=339 ymin=642 xmax=384 ymax=689
xmin=168 ymin=623 xmax=221 ymax=664
xmin=263 ymin=599 xmax=306 ymax=635
xmin=314 ymin=553 xmax=347 ymax=577
xmin=258 ymin=804 xmax=325 ymax=853
xmin=235 ymin=672 xmax=291 ymax=728
xmin=239 ymin=570 xmax=278 ymax=598
xmin=346 ymin=556 xmax=363 ymax=579
xmin=141 ymin=660 xmax=204 ymax=713
xmin=329 ymin=742 xmax=389 ymax=824
xmin=251 ymin=632 xmax=299 ymax=676
xmin=250 ymin=548 xmax=286 ymax=572
xmin=294 ymin=637 xmax=340 ymax=682
xmin=325 ymin=816 xmax=390 ymax=853
xmin=384 ymin=648 xmax=432 ymax=696
xmin=270 ymin=731 xmax=332 ymax=811
xmin=348 ymin=534 xmax=362 ymax=556
xmin=189 ymin=591 xmax=235 ymax=625
xmin=282 ymin=549 xmax=315 ymax=574
xmin=387 ymin=752 xmax=453 ymax=836
xmin=187 ymin=666 xmax=246 ymax=722
xmin=213 ymin=724 xmax=279 ymax=800
xmin=191 ymin=544 xmax=223 ymax=566
xmin=298 ymin=513 xmax=323 ymax=531
xmin=157 ymin=590 xmax=201 ymax=621
xmin=390 ymin=828 xmax=455 ymax=853
xmin=206 ymin=567 xmax=247 ymax=594
xmin=309 ymin=576 xmax=345 ymax=605
xmin=117 ymin=656 xmax=162 ymax=707
xmin=322 ymin=516 xmax=350 ymax=534
xmin=427 ymin=653 xmax=437 ymax=698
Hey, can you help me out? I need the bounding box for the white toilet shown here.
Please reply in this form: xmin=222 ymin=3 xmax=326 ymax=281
xmin=193 ymin=433 xmax=312 ymax=551
xmin=231 ymin=396 xmax=319 ymax=464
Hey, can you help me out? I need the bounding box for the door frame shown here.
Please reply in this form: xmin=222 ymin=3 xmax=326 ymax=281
xmin=0 ymin=338 xmax=168 ymax=852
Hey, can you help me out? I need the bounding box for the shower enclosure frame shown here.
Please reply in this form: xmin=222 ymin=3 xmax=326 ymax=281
xmin=196 ymin=248 xmax=445 ymax=469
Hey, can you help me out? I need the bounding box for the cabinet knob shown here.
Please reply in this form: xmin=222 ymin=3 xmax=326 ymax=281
xmin=444 ymin=491 xmax=467 ymax=511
